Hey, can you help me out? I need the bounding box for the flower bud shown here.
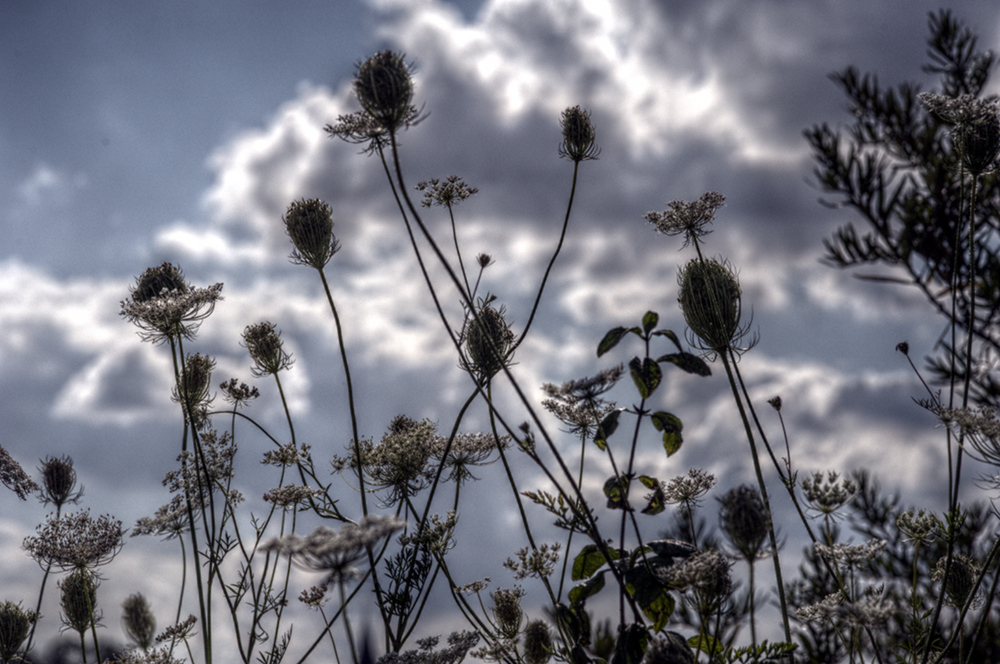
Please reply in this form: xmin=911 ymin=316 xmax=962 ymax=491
xmin=175 ymin=353 xmax=215 ymax=414
xmin=355 ymin=51 xmax=415 ymax=133
xmin=122 ymin=592 xmax=157 ymax=650
xmin=283 ymin=198 xmax=340 ymax=269
xmin=61 ymin=569 xmax=99 ymax=634
xmin=0 ymin=601 xmax=36 ymax=662
xmin=678 ymin=258 xmax=742 ymax=353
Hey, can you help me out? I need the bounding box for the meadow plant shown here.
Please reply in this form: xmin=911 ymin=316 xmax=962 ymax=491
xmin=5 ymin=9 xmax=1000 ymax=664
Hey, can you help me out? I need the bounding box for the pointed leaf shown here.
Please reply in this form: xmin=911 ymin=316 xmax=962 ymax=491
xmin=624 ymin=566 xmax=675 ymax=631
xmin=641 ymin=311 xmax=659 ymax=334
xmin=568 ymin=572 xmax=606 ymax=605
xmin=572 ymin=544 xmax=619 ymax=581
xmin=597 ymin=327 xmax=630 ymax=357
xmin=638 ymin=475 xmax=659 ymax=489
xmin=628 ymin=357 xmax=662 ymax=399
xmin=652 ymin=329 xmax=682 ymax=350
xmin=688 ymin=634 xmax=723 ymax=658
xmin=593 ymin=409 xmax=622 ymax=451
xmin=651 ymin=411 xmax=683 ymax=456
xmin=603 ymin=475 xmax=631 ymax=510
xmin=656 ymin=352 xmax=712 ymax=377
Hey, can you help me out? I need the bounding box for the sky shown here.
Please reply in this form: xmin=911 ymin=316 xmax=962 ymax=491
xmin=3 ymin=0 xmax=1000 ymax=659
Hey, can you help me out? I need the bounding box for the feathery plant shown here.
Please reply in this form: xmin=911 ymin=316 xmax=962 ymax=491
xmin=4 ymin=9 xmax=1000 ymax=664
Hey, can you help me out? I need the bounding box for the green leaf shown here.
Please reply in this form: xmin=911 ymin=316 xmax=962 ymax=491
xmin=637 ymin=475 xmax=666 ymax=515
xmin=568 ymin=572 xmax=606 ymax=605
xmin=624 ymin=566 xmax=674 ymax=631
xmin=651 ymin=412 xmax=683 ymax=456
xmin=594 ymin=409 xmax=622 ymax=451
xmin=656 ymin=352 xmax=711 ymax=377
xmin=572 ymin=544 xmax=619 ymax=581
xmin=641 ymin=311 xmax=659 ymax=334
xmin=597 ymin=327 xmax=630 ymax=357
xmin=603 ymin=475 xmax=631 ymax=510
xmin=652 ymin=329 xmax=682 ymax=350
xmin=688 ymin=634 xmax=723 ymax=658
xmin=628 ymin=357 xmax=662 ymax=399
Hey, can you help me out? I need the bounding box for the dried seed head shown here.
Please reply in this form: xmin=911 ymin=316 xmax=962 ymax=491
xmin=121 ymin=263 xmax=223 ymax=344
xmin=718 ymin=485 xmax=769 ymax=562
xmin=956 ymin=112 xmax=1000 ymax=175
xmin=60 ymin=568 xmax=99 ymax=634
xmin=933 ymin=554 xmax=984 ymax=608
xmin=131 ymin=262 xmax=189 ymax=303
xmin=355 ymin=51 xmax=416 ymax=134
xmin=522 ymin=620 xmax=553 ymax=664
xmin=39 ymin=455 xmax=82 ymax=508
xmin=490 ymin=587 xmax=524 ymax=639
xmin=0 ymin=601 xmax=37 ymax=661
xmin=122 ymin=592 xmax=157 ymax=650
xmin=464 ymin=304 xmax=515 ymax=383
xmin=558 ymin=106 xmax=599 ymax=162
xmin=243 ymin=322 xmax=294 ymax=377
xmin=173 ymin=353 xmax=215 ymax=422
xmin=1 ymin=445 xmax=40 ymax=501
xmin=678 ymin=258 xmax=743 ymax=354
xmin=283 ymin=198 xmax=340 ymax=269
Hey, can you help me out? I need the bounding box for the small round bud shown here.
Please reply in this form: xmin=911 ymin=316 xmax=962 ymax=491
xmin=243 ymin=322 xmax=294 ymax=377
xmin=767 ymin=396 xmax=782 ymax=411
xmin=61 ymin=569 xmax=99 ymax=635
xmin=122 ymin=592 xmax=157 ymax=650
xmin=896 ymin=341 xmax=909 ymax=355
xmin=355 ymin=51 xmax=415 ymax=133
xmin=558 ymin=106 xmax=599 ymax=162
xmin=0 ymin=601 xmax=37 ymax=662
xmin=678 ymin=258 xmax=742 ymax=354
xmin=522 ymin=620 xmax=552 ymax=664
xmin=283 ymin=199 xmax=340 ymax=269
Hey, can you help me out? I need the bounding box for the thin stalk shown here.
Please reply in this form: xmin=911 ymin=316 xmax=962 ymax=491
xmin=719 ymin=351 xmax=793 ymax=648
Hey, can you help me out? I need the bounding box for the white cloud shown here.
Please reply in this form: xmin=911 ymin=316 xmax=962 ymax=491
xmin=17 ymin=163 xmax=87 ymax=207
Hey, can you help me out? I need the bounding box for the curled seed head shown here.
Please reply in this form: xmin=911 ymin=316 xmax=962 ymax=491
xmin=718 ymin=485 xmax=769 ymax=561
xmin=678 ymin=258 xmax=742 ymax=354
xmin=283 ymin=198 xmax=340 ymax=269
xmin=0 ymin=601 xmax=37 ymax=661
xmin=355 ymin=51 xmax=415 ymax=133
xmin=558 ymin=106 xmax=599 ymax=162
xmin=243 ymin=322 xmax=294 ymax=377
xmin=464 ymin=304 xmax=515 ymax=383
xmin=131 ymin=263 xmax=189 ymax=302
xmin=122 ymin=592 xmax=157 ymax=650
xmin=956 ymin=110 xmax=1000 ymax=175
xmin=522 ymin=620 xmax=553 ymax=664
xmin=933 ymin=554 xmax=984 ymax=608
xmin=39 ymin=455 xmax=82 ymax=508
xmin=642 ymin=632 xmax=695 ymax=664
xmin=61 ymin=569 xmax=99 ymax=634
xmin=490 ymin=587 xmax=524 ymax=639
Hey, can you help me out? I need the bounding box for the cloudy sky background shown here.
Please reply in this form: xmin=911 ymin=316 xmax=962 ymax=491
xmin=4 ymin=0 xmax=1000 ymax=657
